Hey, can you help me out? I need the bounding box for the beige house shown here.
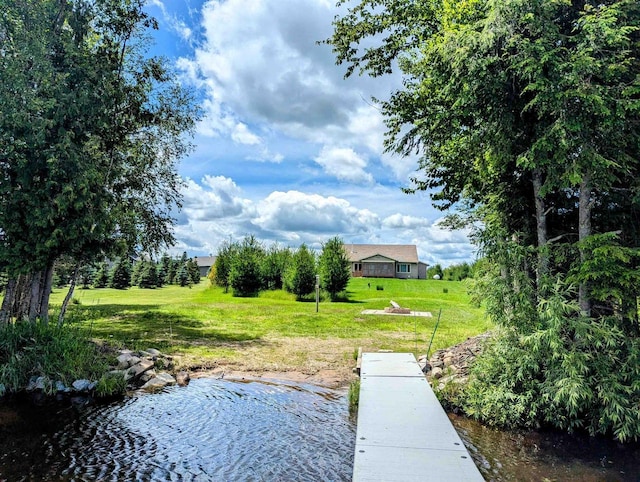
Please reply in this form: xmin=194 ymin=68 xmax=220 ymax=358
xmin=194 ymin=256 xmax=217 ymax=278
xmin=344 ymin=244 xmax=428 ymax=279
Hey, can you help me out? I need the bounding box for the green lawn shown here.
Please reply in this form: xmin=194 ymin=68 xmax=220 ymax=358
xmin=52 ymin=278 xmax=491 ymax=381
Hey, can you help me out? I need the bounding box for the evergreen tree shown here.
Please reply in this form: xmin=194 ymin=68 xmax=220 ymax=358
xmin=0 ymin=0 xmax=198 ymax=324
xmin=187 ymin=258 xmax=201 ymax=284
xmin=138 ymin=261 xmax=158 ymax=289
xmin=78 ymin=264 xmax=95 ymax=289
xmin=214 ymin=241 xmax=240 ymax=293
xmin=93 ymin=263 xmax=109 ymax=289
xmin=262 ymin=244 xmax=292 ymax=290
xmin=284 ymin=244 xmax=316 ymax=300
xmin=318 ymin=237 xmax=350 ymax=301
xmin=229 ymin=236 xmax=265 ymax=297
xmin=176 ymin=264 xmax=190 ymax=287
xmin=158 ymin=253 xmax=171 ymax=287
xmin=130 ymin=260 xmax=145 ymax=287
xmin=109 ymin=258 xmax=132 ymax=290
xmin=166 ymin=258 xmax=179 ymax=285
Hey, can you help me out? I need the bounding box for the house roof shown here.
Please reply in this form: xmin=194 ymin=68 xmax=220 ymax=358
xmin=343 ymin=244 xmax=420 ymax=263
xmin=194 ymin=256 xmax=217 ymax=268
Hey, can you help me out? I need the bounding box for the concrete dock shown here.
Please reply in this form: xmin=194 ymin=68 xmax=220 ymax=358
xmin=352 ymin=352 xmax=484 ymax=481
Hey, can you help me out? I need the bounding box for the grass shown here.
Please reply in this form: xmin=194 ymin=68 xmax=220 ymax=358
xmin=50 ymin=278 xmax=491 ymax=384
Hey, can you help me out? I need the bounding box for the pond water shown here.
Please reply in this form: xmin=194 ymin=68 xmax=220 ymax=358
xmin=2 ymin=378 xmax=640 ymax=481
xmin=452 ymin=413 xmax=640 ymax=481
xmin=0 ymin=378 xmax=356 ymax=481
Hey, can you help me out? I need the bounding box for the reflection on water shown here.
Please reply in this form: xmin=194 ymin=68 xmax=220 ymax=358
xmin=451 ymin=413 xmax=640 ymax=481
xmin=0 ymin=378 xmax=356 ymax=481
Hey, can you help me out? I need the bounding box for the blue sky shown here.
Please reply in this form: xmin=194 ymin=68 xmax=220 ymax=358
xmin=144 ymin=0 xmax=475 ymax=267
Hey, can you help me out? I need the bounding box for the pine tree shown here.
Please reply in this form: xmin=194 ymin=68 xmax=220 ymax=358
xmin=109 ymin=258 xmax=132 ymax=290
xmin=187 ymin=258 xmax=201 ymax=284
xmin=318 ymin=236 xmax=350 ymax=301
xmin=284 ymin=244 xmax=316 ymax=299
xmin=176 ymin=264 xmax=190 ymax=287
xmin=93 ymin=263 xmax=109 ymax=288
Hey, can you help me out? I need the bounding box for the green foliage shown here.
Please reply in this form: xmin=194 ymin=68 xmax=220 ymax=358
xmin=176 ymin=264 xmax=190 ymax=287
xmin=109 ymin=258 xmax=132 ymax=290
xmin=0 ymin=322 xmax=108 ymax=394
xmin=214 ymin=240 xmax=240 ymax=292
xmin=262 ymin=244 xmax=292 ymax=290
xmin=348 ymin=378 xmax=360 ymax=416
xmin=426 ymin=264 xmax=443 ymax=279
xmin=442 ymin=263 xmax=472 ymax=281
xmin=93 ymin=262 xmax=110 ymax=288
xmin=138 ymin=261 xmax=159 ymax=289
xmin=95 ymin=372 xmax=127 ymax=398
xmin=284 ymin=244 xmax=317 ymax=299
xmin=464 ymin=251 xmax=640 ymax=442
xmin=187 ymin=259 xmax=201 ymax=285
xmin=230 ymin=235 xmax=265 ymax=297
xmin=0 ymin=0 xmax=199 ymax=322
xmin=318 ymin=236 xmax=351 ymax=301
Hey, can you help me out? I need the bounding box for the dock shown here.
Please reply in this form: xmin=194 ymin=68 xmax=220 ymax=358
xmin=352 ymin=352 xmax=484 ymax=481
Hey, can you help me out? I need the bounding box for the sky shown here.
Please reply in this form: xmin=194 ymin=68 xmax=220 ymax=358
xmin=144 ymin=0 xmax=475 ymax=267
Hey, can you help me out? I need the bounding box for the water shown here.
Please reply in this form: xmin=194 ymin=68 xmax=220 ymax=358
xmin=451 ymin=414 xmax=640 ymax=481
xmin=4 ymin=379 xmax=640 ymax=481
xmin=0 ymin=378 xmax=356 ymax=481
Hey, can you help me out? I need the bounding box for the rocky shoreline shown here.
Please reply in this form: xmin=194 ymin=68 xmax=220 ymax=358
xmin=4 ymin=347 xmax=191 ymax=401
xmin=419 ymin=332 xmax=492 ymax=390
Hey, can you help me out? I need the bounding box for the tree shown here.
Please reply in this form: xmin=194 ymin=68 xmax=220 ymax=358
xmin=214 ymin=241 xmax=240 ymax=293
xmin=0 ymin=0 xmax=198 ymax=324
xmin=229 ymin=235 xmax=265 ymax=297
xmin=109 ymin=258 xmax=131 ymax=290
xmin=130 ymin=260 xmax=145 ymax=288
xmin=284 ymin=244 xmax=317 ymax=300
xmin=262 ymin=244 xmax=292 ymax=290
xmin=187 ymin=258 xmax=201 ymax=285
xmin=318 ymin=237 xmax=350 ymax=300
xmin=157 ymin=254 xmax=172 ymax=287
xmin=176 ymin=264 xmax=190 ymax=287
xmin=329 ymin=0 xmax=640 ymax=441
xmin=138 ymin=261 xmax=159 ymax=289
xmin=93 ymin=263 xmax=109 ymax=289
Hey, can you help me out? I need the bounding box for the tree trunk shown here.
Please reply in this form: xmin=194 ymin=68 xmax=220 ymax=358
xmin=58 ymin=264 xmax=79 ymax=327
xmin=38 ymin=265 xmax=54 ymax=324
xmin=532 ymin=168 xmax=549 ymax=292
xmin=0 ymin=278 xmax=17 ymax=325
xmin=578 ymin=173 xmax=593 ymax=315
xmin=1 ymin=265 xmax=55 ymax=324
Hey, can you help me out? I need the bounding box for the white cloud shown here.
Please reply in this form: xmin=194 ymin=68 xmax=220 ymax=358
xmin=254 ymin=190 xmax=379 ymax=235
xmin=382 ymin=214 xmax=431 ymax=229
xmin=177 ymin=0 xmax=406 ymax=177
xmin=313 ymin=146 xmax=373 ymax=184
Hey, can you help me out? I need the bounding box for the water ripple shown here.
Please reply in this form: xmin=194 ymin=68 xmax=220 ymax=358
xmin=0 ymin=379 xmax=356 ymax=481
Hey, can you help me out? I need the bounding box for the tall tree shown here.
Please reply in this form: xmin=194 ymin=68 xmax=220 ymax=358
xmin=0 ymin=0 xmax=198 ymax=324
xmin=328 ymin=0 xmax=640 ymax=440
xmin=284 ymin=244 xmax=317 ymax=300
xmin=318 ymin=237 xmax=350 ymax=300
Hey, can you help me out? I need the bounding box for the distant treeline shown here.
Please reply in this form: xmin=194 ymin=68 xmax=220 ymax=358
xmin=426 ymin=261 xmax=478 ymax=281
xmin=50 ymin=252 xmax=202 ymax=290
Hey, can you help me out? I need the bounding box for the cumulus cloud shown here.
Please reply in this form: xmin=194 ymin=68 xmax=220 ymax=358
xmin=313 ymin=146 xmax=373 ymax=184
xmin=176 ymin=0 xmax=404 ymax=175
xmin=382 ymin=214 xmax=431 ymax=229
xmin=254 ymin=191 xmax=379 ymax=234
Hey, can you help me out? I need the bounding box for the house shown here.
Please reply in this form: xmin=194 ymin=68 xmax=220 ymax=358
xmin=344 ymin=244 xmax=428 ymax=279
xmin=194 ymin=256 xmax=217 ymax=278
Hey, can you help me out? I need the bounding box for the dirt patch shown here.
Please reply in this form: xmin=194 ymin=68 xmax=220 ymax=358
xmin=179 ymin=336 xmax=358 ymax=388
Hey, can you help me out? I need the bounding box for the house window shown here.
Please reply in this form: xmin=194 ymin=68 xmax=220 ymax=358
xmin=396 ymin=264 xmax=411 ymax=273
xmin=353 ymin=263 xmax=362 ymax=271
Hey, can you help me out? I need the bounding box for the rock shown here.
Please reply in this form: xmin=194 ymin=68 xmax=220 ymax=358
xmin=116 ymin=353 xmax=138 ymax=370
xmin=55 ymin=381 xmax=71 ymax=393
xmin=126 ymin=359 xmax=155 ymax=379
xmin=72 ymin=379 xmax=93 ymax=392
xmin=431 ymin=367 xmax=444 ymax=379
xmin=141 ymin=372 xmax=176 ymax=391
xmin=146 ymin=348 xmax=162 ymax=356
xmin=27 ymin=376 xmax=50 ymax=391
xmin=176 ymin=371 xmax=190 ymax=386
xmin=140 ymin=370 xmax=157 ymax=383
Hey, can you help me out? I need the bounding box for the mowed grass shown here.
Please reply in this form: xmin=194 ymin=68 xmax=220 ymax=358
xmin=51 ymin=278 xmax=491 ymax=380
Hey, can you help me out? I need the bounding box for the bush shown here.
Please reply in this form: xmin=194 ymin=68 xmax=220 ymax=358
xmin=376 ymin=285 xmax=384 ymax=291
